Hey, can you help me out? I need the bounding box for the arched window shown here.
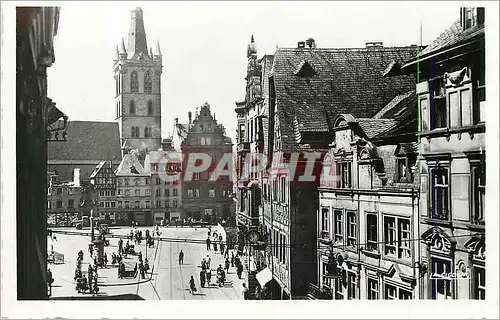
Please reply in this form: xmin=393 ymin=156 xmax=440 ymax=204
xmin=131 ymin=127 xmax=135 ymax=137
xmin=144 ymin=127 xmax=149 ymax=138
xmin=130 ymin=71 xmax=139 ymax=93
xmin=144 ymin=72 xmax=152 ymax=93
xmin=129 ymin=100 xmax=135 ymax=115
xmin=147 ymin=100 xmax=153 ymax=115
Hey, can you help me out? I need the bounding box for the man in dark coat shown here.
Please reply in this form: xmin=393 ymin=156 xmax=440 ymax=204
xmin=200 ymin=269 xmax=206 ymax=288
xmin=206 ymin=237 xmax=211 ymax=251
xmin=179 ymin=250 xmax=184 ymax=265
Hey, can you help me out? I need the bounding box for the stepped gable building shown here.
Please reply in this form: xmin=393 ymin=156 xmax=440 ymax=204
xmin=180 ymin=102 xmax=234 ymax=224
xmin=395 ymin=7 xmax=486 ymax=300
xmin=114 ymin=150 xmax=152 ymax=225
xmin=114 ymin=7 xmax=163 ymax=160
xmin=236 ymin=37 xmax=420 ymax=299
xmin=47 ymin=121 xmax=121 ymax=182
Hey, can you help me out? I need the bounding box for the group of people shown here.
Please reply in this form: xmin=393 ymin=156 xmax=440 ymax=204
xmin=188 ymin=227 xmax=245 ymax=295
xmin=74 ymin=249 xmax=99 ymax=295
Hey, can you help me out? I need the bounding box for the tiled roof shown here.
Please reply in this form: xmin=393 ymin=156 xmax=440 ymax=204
xmin=115 ymin=152 xmax=149 ymax=176
xmin=419 ymin=19 xmax=484 ymax=57
xmin=373 ymin=91 xmax=415 ymax=119
xmin=271 ymin=46 xmax=417 ymax=147
xmin=355 ymin=118 xmax=400 ymax=139
xmin=48 ymin=121 xmax=121 ymax=161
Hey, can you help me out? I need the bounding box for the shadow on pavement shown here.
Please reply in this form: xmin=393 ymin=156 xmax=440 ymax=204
xmin=51 ymin=293 xmax=145 ymax=300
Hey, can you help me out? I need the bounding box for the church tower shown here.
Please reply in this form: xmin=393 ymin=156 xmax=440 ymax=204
xmin=113 ymin=7 xmax=162 ymax=160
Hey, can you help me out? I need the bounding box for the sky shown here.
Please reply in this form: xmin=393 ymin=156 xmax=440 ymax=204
xmin=47 ymin=1 xmax=463 ymax=144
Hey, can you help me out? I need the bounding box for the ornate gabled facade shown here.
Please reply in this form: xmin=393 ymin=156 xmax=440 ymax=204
xmin=180 ymin=102 xmax=234 ymax=224
xmin=397 ymin=7 xmax=486 ymax=300
xmin=113 ymin=7 xmax=163 ymax=160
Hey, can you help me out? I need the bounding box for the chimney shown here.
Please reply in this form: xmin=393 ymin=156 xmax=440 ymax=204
xmin=73 ymin=168 xmax=81 ymax=187
xmin=366 ymin=41 xmax=383 ymax=48
xmin=188 ymin=111 xmax=192 ymax=126
xmin=306 ymin=38 xmax=316 ymax=49
xmin=297 ymin=41 xmax=306 ymax=48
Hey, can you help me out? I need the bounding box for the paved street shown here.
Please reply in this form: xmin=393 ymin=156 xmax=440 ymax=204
xmin=48 ymin=227 xmax=245 ymax=300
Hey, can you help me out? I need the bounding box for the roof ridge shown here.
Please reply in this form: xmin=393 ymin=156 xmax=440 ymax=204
xmin=276 ymin=46 xmax=421 ymax=52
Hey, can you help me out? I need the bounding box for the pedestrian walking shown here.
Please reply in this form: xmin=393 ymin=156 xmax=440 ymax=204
xmin=206 ymin=237 xmax=211 ymax=251
xmin=201 ymin=258 xmax=207 ymax=271
xmin=237 ymin=263 xmax=243 ymax=279
xmin=224 ymin=258 xmax=230 ymax=273
xmin=47 ymin=268 xmax=54 ymax=297
xmin=213 ymin=241 xmax=218 ymax=252
xmin=179 ymin=250 xmax=184 ymax=265
xmin=220 ymin=242 xmax=225 ymax=255
xmin=206 ymin=269 xmax=212 ymax=286
xmin=139 ymin=261 xmax=145 ymax=279
xmin=242 ymin=283 xmax=249 ymax=300
xmin=200 ymin=270 xmax=206 ymax=288
xmin=207 ymin=256 xmax=211 ymax=269
xmin=231 ymin=252 xmax=235 ymax=267
xmin=118 ymin=238 xmax=123 ymax=254
xmin=189 ymin=276 xmax=197 ymax=295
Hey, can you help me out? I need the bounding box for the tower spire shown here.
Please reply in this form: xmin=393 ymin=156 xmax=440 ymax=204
xmin=127 ymin=7 xmax=149 ymax=59
xmin=118 ymin=38 xmax=127 ymax=59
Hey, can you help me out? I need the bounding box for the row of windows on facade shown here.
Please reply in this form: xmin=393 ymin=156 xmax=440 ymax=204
xmin=317 ymin=158 xmax=484 ymax=223
xmin=421 ymin=56 xmax=485 ymax=131
xmin=150 ymin=164 xmax=181 ymax=173
xmin=117 ymin=178 xmax=179 ymax=186
xmin=321 ymin=272 xmax=414 ymax=300
xmin=238 ymin=116 xmax=262 ymax=143
xmin=269 ymin=227 xmax=288 ymax=266
xmin=115 ymin=71 xmax=153 ymax=96
xmin=48 ymin=187 xmax=77 ymax=196
xmin=428 ymin=160 xmax=485 ymax=224
xmin=321 ymin=258 xmax=485 ymax=300
xmin=321 ymin=208 xmax=411 ymax=260
xmin=48 ymin=199 xmax=77 ymax=209
xmin=116 ymin=188 xmax=180 ymax=197
xmin=190 ymin=136 xmax=221 ymax=146
xmin=187 ymin=188 xmax=232 ymax=198
xmin=99 ymin=199 xmax=179 ymax=209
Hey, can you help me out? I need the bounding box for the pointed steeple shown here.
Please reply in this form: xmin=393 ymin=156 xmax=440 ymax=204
xmin=116 ymin=45 xmax=119 ymax=58
xmin=247 ymin=34 xmax=257 ymax=58
xmin=127 ymin=7 xmax=149 ymax=59
xmin=118 ymin=38 xmax=127 ymax=59
xmin=154 ymin=40 xmax=162 ymax=60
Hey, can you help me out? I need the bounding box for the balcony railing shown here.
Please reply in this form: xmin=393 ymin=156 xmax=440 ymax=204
xmin=308 ymin=283 xmax=332 ymax=300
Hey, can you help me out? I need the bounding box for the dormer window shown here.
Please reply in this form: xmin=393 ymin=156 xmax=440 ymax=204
xmin=144 ymin=72 xmax=152 ymax=93
xmin=460 ymin=8 xmax=485 ymax=30
xmin=295 ymin=60 xmax=317 ymax=77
